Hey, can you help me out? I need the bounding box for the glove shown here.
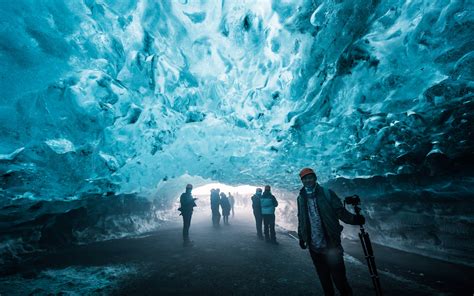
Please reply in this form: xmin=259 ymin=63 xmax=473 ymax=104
xmin=299 ymin=239 xmax=307 ymax=249
xmin=354 ymin=215 xmax=366 ymax=225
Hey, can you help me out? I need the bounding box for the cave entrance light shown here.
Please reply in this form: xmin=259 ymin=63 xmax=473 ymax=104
xmin=193 ymin=183 xmax=258 ymax=196
xmin=192 ymin=182 xmax=259 ymax=213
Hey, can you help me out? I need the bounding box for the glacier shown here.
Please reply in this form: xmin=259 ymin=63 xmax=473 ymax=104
xmin=0 ymin=0 xmax=473 ymax=272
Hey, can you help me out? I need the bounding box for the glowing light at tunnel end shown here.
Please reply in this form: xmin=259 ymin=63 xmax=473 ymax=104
xmin=193 ymin=183 xmax=258 ymax=195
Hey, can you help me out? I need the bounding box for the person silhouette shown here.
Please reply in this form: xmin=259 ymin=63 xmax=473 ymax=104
xmin=251 ymin=188 xmax=263 ymax=239
xmin=210 ymin=188 xmax=221 ymax=227
xmin=179 ymin=184 xmax=197 ymax=246
xmin=220 ymin=192 xmax=231 ymax=225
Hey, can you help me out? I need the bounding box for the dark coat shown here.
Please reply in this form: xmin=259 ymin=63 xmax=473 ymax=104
xmin=180 ymin=192 xmax=196 ymax=214
xmin=297 ymin=185 xmax=357 ymax=248
xmin=251 ymin=194 xmax=262 ymax=215
xmin=210 ymin=192 xmax=220 ymax=212
xmin=220 ymin=196 xmax=231 ymax=216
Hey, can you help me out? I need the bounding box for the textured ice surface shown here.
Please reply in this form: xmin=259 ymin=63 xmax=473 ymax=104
xmin=0 ymin=265 xmax=137 ymax=295
xmin=1 ymin=0 xmax=472 ymax=199
xmin=277 ymin=175 xmax=474 ymax=266
xmin=0 ymin=0 xmax=473 ymax=265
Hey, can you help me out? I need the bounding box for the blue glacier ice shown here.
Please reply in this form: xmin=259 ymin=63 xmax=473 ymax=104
xmin=0 ymin=0 xmax=473 ymax=268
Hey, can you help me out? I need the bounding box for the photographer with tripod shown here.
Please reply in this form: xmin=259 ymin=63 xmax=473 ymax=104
xmin=297 ymin=168 xmax=365 ymax=296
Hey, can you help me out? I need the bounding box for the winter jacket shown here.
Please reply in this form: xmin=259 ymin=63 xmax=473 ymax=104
xmin=251 ymin=194 xmax=262 ymax=215
xmin=210 ymin=192 xmax=220 ymax=212
xmin=220 ymin=196 xmax=231 ymax=216
xmin=297 ymin=185 xmax=357 ymax=248
xmin=180 ymin=192 xmax=196 ymax=214
xmin=260 ymin=192 xmax=278 ymax=215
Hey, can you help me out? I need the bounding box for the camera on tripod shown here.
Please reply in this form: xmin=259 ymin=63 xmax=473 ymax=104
xmin=342 ymin=194 xmax=383 ymax=295
xmin=344 ymin=195 xmax=360 ymax=206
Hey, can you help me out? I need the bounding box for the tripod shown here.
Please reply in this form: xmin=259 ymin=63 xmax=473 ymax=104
xmin=346 ymin=196 xmax=383 ymax=296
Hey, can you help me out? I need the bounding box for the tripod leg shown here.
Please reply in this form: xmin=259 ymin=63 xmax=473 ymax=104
xmin=359 ymin=233 xmax=378 ymax=291
xmin=362 ymin=232 xmax=383 ymax=296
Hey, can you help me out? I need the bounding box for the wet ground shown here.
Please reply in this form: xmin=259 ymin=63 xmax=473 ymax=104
xmin=1 ymin=211 xmax=473 ymax=295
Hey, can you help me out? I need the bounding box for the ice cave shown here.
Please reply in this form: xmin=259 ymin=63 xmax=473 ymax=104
xmin=0 ymin=0 xmax=473 ymax=295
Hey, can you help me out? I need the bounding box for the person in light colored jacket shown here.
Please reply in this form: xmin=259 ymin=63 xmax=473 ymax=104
xmin=210 ymin=189 xmax=221 ymax=227
xmin=260 ymin=185 xmax=278 ymax=244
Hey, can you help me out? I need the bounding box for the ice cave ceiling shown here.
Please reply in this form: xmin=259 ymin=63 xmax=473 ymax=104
xmin=0 ymin=0 xmax=473 ymax=199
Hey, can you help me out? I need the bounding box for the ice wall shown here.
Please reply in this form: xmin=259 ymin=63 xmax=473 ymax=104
xmin=0 ymin=0 xmax=473 ymax=200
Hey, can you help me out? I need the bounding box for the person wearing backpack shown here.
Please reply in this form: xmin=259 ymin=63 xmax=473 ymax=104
xmin=179 ymin=184 xmax=197 ymax=246
xmin=297 ymin=168 xmax=365 ymax=296
xmin=260 ymin=185 xmax=279 ymax=244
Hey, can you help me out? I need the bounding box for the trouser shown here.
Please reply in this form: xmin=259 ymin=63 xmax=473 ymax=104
xmin=253 ymin=212 xmax=263 ymax=237
xmin=262 ymin=214 xmax=276 ymax=241
xmin=182 ymin=211 xmax=192 ymax=241
xmin=309 ymin=248 xmax=353 ymax=296
xmin=211 ymin=209 xmax=221 ymax=226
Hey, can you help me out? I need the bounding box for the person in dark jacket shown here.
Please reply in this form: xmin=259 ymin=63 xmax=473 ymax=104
xmin=297 ymin=168 xmax=365 ymax=296
xmin=179 ymin=184 xmax=197 ymax=246
xmin=260 ymin=185 xmax=278 ymax=244
xmin=210 ymin=189 xmax=221 ymax=227
xmin=220 ymin=192 xmax=231 ymax=225
xmin=251 ymin=188 xmax=263 ymax=239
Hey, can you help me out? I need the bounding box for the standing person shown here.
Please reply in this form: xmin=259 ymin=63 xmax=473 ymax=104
xmin=297 ymin=168 xmax=365 ymax=296
xmin=210 ymin=189 xmax=221 ymax=227
xmin=260 ymin=185 xmax=278 ymax=244
xmin=179 ymin=184 xmax=197 ymax=246
xmin=220 ymin=192 xmax=231 ymax=225
xmin=251 ymin=188 xmax=263 ymax=239
xmin=228 ymin=192 xmax=235 ymax=217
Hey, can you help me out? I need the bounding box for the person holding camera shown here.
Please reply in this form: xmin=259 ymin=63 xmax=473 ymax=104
xmin=179 ymin=184 xmax=198 ymax=246
xmin=297 ymin=168 xmax=365 ymax=296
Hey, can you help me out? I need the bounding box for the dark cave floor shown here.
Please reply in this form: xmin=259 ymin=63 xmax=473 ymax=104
xmin=2 ymin=210 xmax=473 ymax=295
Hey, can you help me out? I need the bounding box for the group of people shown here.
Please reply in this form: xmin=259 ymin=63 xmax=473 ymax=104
xmin=178 ymin=187 xmax=236 ymax=246
xmin=251 ymin=185 xmax=279 ymax=244
xmin=210 ymin=189 xmax=235 ymax=227
xmin=178 ymin=168 xmax=366 ymax=296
